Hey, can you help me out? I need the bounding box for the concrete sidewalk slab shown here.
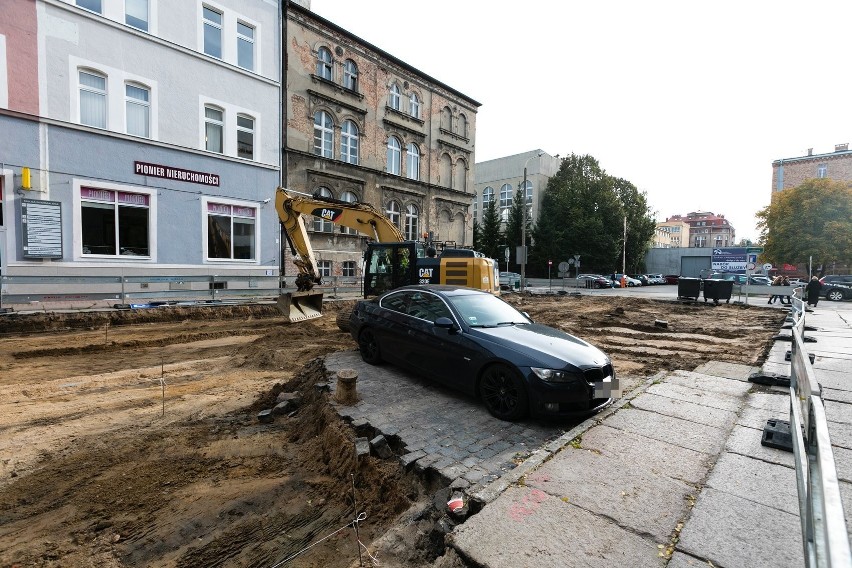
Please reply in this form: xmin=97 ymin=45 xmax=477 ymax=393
xmin=668 ymin=370 xmax=754 ymax=396
xmin=726 ymin=424 xmax=796 ymax=468
xmin=604 ymin=407 xmax=728 ymax=455
xmin=630 ymin=391 xmax=737 ymax=429
xmin=692 ymin=361 xmax=758 ymax=381
xmin=705 ymin=452 xmax=799 ymax=515
xmin=645 ymin=382 xmax=741 ymax=413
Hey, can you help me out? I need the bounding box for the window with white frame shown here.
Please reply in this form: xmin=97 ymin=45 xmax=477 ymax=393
xmin=406 ymin=143 xmax=420 ymax=181
xmin=817 ymin=164 xmax=827 ymax=178
xmin=340 ymin=120 xmax=359 ymax=164
xmin=314 ymin=111 xmax=333 ymax=158
xmin=237 ymin=114 xmax=254 ymax=159
xmin=79 ymin=70 xmax=107 ymax=128
xmin=77 ymin=0 xmax=102 ymax=13
xmin=523 ymin=180 xmax=533 ymax=204
xmin=206 ymin=202 xmax=256 ymax=260
xmin=472 ymin=199 xmax=477 ymax=222
xmin=404 ymin=204 xmax=419 ymax=241
xmin=344 ymin=59 xmax=358 ymax=91
xmin=237 ymin=21 xmax=255 ymax=71
xmin=342 ymin=260 xmax=356 ymax=277
xmin=389 ymin=84 xmax=401 ymax=110
xmin=202 ymin=6 xmax=223 ymax=59
xmin=499 ymin=183 xmax=512 ymax=210
xmin=694 ymin=236 xmax=706 ymax=247
xmin=204 ymin=105 xmax=224 ymax=153
xmin=312 ymin=187 xmax=334 ymax=232
xmin=387 ymin=136 xmax=401 ymax=175
xmin=409 ymin=92 xmax=420 ymax=119
xmin=482 ymin=186 xmax=494 ymax=206
xmin=386 ymin=200 xmax=400 ymax=228
xmin=318 ymin=260 xmax=332 ymax=277
xmin=340 ymin=191 xmax=358 ymax=235
xmin=125 ymin=0 xmax=149 ymax=31
xmin=80 ymin=187 xmax=150 ymax=257
xmin=125 ymin=83 xmax=150 ymax=138
xmin=317 ymin=47 xmax=333 ymax=80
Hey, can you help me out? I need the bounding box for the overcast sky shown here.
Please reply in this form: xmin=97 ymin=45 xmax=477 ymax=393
xmin=310 ymin=0 xmax=852 ymax=242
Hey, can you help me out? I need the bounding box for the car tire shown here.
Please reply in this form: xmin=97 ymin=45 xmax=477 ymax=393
xmin=479 ymin=364 xmax=529 ymax=421
xmin=357 ymin=328 xmax=382 ymax=364
xmin=336 ymin=310 xmax=351 ymax=332
xmin=827 ymin=289 xmax=845 ymax=302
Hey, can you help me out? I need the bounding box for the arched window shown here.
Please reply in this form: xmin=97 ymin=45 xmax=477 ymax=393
xmin=312 ymin=187 xmax=334 ymax=232
xmin=409 ymin=92 xmax=420 ymax=119
xmin=79 ymin=69 xmax=107 ymax=129
xmin=340 ymin=191 xmax=358 ymax=235
xmin=340 ymin=120 xmax=359 ymax=164
xmin=386 ymin=200 xmax=401 ymax=228
xmin=482 ymin=186 xmax=494 ymax=207
xmin=343 ymin=59 xmax=358 ymax=91
xmin=406 ymin=143 xmax=420 ymax=181
xmin=499 ymin=183 xmax=513 ymax=209
xmin=389 ymin=84 xmax=401 ymax=110
xmin=316 ymin=46 xmax=333 ymax=80
xmin=404 ymin=204 xmax=419 ymax=241
xmin=386 ymin=136 xmax=401 ymax=175
xmin=439 ymin=153 xmax=452 ymax=187
xmin=455 ymin=158 xmax=467 ymax=191
xmin=441 ymin=106 xmax=452 ymax=130
xmin=458 ymin=113 xmax=467 ymax=138
xmin=313 ymin=111 xmax=333 ymax=158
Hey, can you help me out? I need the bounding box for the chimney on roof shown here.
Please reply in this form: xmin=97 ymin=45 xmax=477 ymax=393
xmin=836 ymin=143 xmax=849 ymax=152
xmin=808 ymin=148 xmax=813 ymax=156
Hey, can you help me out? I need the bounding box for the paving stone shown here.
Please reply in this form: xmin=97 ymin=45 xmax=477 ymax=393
xmin=646 ymin=382 xmax=741 ymax=412
xmin=725 ymin=424 xmax=796 ymax=468
xmin=677 ymin=487 xmax=803 ymax=568
xmin=631 ymin=392 xmax=737 ymax=429
xmin=692 ymin=361 xmax=759 ymax=381
xmin=450 ymin=486 xmax=666 ymax=568
xmin=399 ymin=450 xmax=425 ymax=469
xmin=705 ymin=453 xmax=798 ymax=515
xmin=605 ymin=407 xmax=730 ymax=455
xmin=673 ymin=368 xmax=755 ymax=391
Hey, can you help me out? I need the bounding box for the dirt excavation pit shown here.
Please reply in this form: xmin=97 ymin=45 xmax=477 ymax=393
xmin=0 ymin=295 xmax=785 ymax=567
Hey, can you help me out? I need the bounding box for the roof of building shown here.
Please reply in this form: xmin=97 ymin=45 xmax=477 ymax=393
xmin=772 ymin=145 xmax=852 ymax=166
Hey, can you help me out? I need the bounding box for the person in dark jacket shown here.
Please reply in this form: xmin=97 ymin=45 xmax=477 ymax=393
xmin=806 ymin=276 xmax=821 ymax=307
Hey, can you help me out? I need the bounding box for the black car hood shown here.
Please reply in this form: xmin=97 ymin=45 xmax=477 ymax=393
xmin=469 ymin=323 xmax=608 ymax=369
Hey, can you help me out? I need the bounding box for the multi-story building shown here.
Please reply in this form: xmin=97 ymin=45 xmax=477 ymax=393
xmin=283 ymin=3 xmax=480 ymax=280
xmin=1 ymin=0 xmax=282 ymax=300
xmin=655 ymin=217 xmax=691 ymax=248
xmin=651 ymin=226 xmax=673 ymax=249
xmin=771 ymin=143 xmax=852 ymax=193
xmin=473 ymin=150 xmax=561 ymax=229
xmin=665 ymin=212 xmax=735 ymax=248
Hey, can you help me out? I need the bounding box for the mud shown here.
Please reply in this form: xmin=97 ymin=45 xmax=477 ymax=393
xmin=0 ymin=296 xmax=784 ymax=567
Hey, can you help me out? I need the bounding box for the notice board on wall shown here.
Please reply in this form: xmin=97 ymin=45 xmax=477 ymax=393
xmin=22 ymin=199 xmax=63 ymax=259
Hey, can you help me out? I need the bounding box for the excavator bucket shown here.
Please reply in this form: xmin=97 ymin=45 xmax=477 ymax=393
xmin=277 ymin=290 xmax=324 ymax=323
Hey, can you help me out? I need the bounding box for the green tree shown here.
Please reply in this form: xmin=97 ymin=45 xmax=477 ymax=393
xmin=613 ymin=177 xmax=657 ymax=274
xmin=472 ymin=219 xmax=481 ymax=252
xmin=756 ymin=178 xmax=852 ymax=272
xmin=478 ymin=198 xmax=503 ymax=260
xmin=504 ymin=181 xmax=531 ymax=272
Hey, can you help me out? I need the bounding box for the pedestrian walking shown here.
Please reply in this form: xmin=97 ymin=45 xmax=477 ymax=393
xmin=768 ymin=276 xmax=783 ymax=304
xmin=806 ymin=276 xmax=821 ymax=308
xmin=780 ymin=276 xmax=792 ymax=305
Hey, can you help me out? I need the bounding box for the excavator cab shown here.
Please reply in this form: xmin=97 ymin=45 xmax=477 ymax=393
xmin=364 ymin=242 xmax=422 ymax=297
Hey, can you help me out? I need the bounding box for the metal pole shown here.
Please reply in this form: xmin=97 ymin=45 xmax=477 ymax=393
xmin=622 ymin=216 xmax=627 ymax=276
xmin=521 ymin=166 xmax=527 ymax=291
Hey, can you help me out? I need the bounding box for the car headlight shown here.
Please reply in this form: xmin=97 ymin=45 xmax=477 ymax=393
xmin=531 ymin=367 xmax=583 ymax=383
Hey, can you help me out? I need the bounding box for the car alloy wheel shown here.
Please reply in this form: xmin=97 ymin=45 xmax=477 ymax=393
xmin=358 ymin=328 xmax=382 ymax=364
xmin=827 ymin=289 xmax=845 ymax=302
xmin=479 ymin=363 xmax=529 ymax=421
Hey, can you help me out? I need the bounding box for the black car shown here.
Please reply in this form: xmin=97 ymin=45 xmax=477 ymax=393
xmin=820 ymin=275 xmax=852 ymax=301
xmin=349 ymin=285 xmax=616 ymax=420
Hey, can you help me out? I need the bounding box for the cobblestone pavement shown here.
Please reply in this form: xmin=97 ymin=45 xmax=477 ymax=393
xmin=324 ymin=350 xmax=582 ymax=490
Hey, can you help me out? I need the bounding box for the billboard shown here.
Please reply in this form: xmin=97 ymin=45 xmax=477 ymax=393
xmin=711 ymin=247 xmax=763 ymax=274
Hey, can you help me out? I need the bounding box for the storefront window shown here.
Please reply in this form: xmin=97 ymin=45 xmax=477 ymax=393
xmin=81 ymin=187 xmax=149 ymax=256
xmin=207 ymin=202 xmax=256 ymax=260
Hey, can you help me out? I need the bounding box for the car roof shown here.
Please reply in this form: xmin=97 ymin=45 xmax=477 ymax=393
xmin=383 ymin=284 xmax=487 ymax=297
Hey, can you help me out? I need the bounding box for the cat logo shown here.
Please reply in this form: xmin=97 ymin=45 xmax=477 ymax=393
xmin=418 ymin=268 xmax=434 ymax=278
xmin=320 ymin=208 xmax=335 ymax=221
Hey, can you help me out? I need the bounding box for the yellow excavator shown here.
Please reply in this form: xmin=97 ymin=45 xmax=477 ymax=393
xmin=274 ymin=186 xmax=498 ymax=322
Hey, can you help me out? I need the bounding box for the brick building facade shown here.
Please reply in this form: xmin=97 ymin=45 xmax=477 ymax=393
xmin=771 ymin=143 xmax=852 ymax=193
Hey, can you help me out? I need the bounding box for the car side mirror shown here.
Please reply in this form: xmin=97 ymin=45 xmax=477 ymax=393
xmin=434 ymin=317 xmax=458 ymax=331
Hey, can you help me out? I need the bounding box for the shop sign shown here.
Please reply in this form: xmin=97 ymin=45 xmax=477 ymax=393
xmin=134 ymin=161 xmax=220 ymax=186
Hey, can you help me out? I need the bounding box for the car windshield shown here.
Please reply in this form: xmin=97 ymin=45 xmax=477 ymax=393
xmin=448 ymin=293 xmax=530 ymax=327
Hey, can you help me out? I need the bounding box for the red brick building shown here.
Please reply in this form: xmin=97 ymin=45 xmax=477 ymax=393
xmin=771 ymin=143 xmax=852 ymax=193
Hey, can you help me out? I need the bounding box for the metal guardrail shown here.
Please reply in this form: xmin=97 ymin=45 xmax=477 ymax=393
xmin=0 ymin=274 xmax=364 ymax=309
xmin=787 ymin=292 xmax=851 ymax=567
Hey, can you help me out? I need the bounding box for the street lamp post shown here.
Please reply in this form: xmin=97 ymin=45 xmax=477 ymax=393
xmin=520 ymin=152 xmax=543 ymax=290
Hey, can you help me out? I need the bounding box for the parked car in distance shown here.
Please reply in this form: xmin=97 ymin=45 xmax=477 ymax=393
xmin=631 ymin=274 xmax=649 ymax=286
xmin=663 ymin=275 xmax=680 ymax=284
xmin=499 ymin=272 xmax=521 ymax=290
xmin=644 ymin=274 xmax=666 ymax=285
xmin=577 ymin=274 xmax=613 ymax=289
xmin=349 ymin=285 xmax=616 ymax=420
xmin=709 ymin=273 xmax=771 ymax=285
xmin=610 ymin=273 xmax=642 ymax=287
xmin=820 ymin=275 xmax=852 ymax=301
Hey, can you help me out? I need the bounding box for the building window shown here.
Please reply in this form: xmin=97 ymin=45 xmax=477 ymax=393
xmin=409 ymin=93 xmax=420 ymax=119
xmin=406 ymin=143 xmax=420 ymax=181
xmin=695 ymin=236 xmax=706 ymax=247
xmin=344 ymin=59 xmax=358 ymax=91
xmin=81 ymin=187 xmax=150 ymax=257
xmin=386 ymin=200 xmax=401 ymax=228
xmin=472 ymin=199 xmax=477 ymax=222
xmin=340 ymin=120 xmax=359 ymax=164
xmin=312 ymin=187 xmax=334 ymax=232
xmin=386 ymin=136 xmax=401 ymax=175
xmin=207 ymin=202 xmax=256 ymax=260
xmin=342 ymin=260 xmax=356 ymax=277
xmin=458 ymin=113 xmax=467 ymax=137
xmin=317 ymin=260 xmax=332 ymax=278
xmin=817 ymin=164 xmax=827 ymax=178
xmin=482 ymin=186 xmax=494 ymax=206
xmin=204 ymin=105 xmax=224 ymax=153
xmin=340 ymin=191 xmax=358 ymax=235
xmin=77 ymin=0 xmax=102 ymax=13
xmin=125 ymin=83 xmax=150 ymax=138
xmin=523 ymin=180 xmax=533 ymax=204
xmin=203 ymin=6 xmax=223 ymax=59
xmin=79 ymin=70 xmax=107 ymax=128
xmin=0 ymin=178 xmax=4 ymax=226
xmin=404 ymin=204 xmax=419 ymax=241
xmin=441 ymin=106 xmax=452 ymax=130
xmin=237 ymin=21 xmax=255 ymax=71
xmin=499 ymin=183 xmax=512 ymax=210
xmin=317 ymin=47 xmax=332 ymax=80
xmin=125 ymin=0 xmax=148 ymax=30
xmin=389 ymin=84 xmax=401 ymax=110
xmin=715 ymin=236 xmax=723 ymax=247
xmin=237 ymin=115 xmax=254 ymax=159
xmin=313 ymin=111 xmax=334 ymax=158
